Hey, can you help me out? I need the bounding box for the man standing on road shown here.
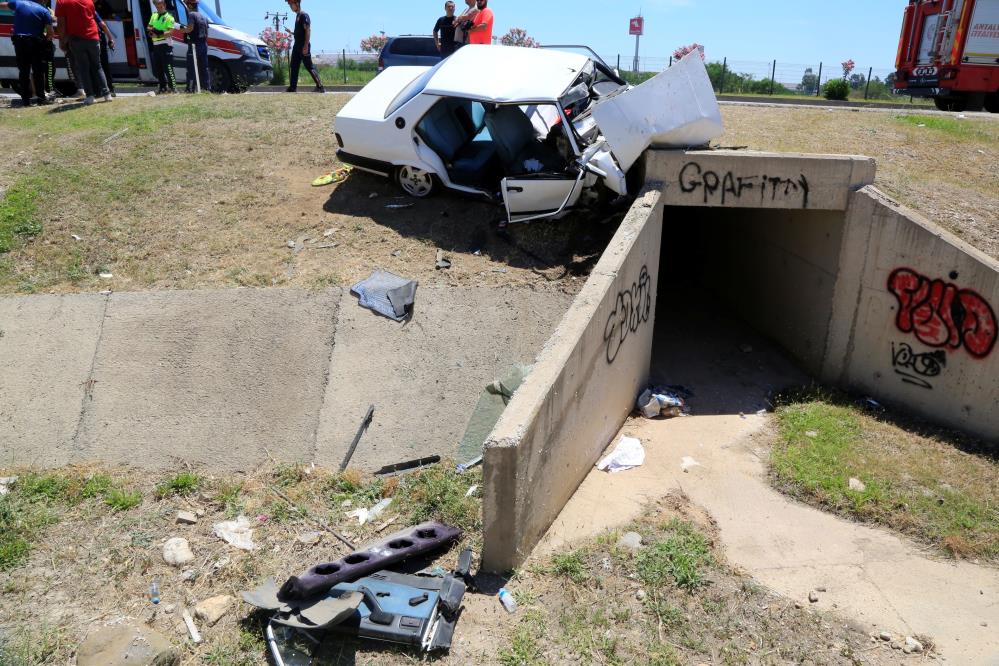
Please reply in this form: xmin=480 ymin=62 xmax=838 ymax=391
xmin=146 ymin=0 xmax=177 ymax=94
xmin=452 ymin=0 xmax=477 ymax=48
xmin=180 ymin=0 xmax=210 ymax=93
xmin=284 ymin=0 xmax=325 ymax=93
xmin=55 ymin=0 xmax=108 ymax=105
xmin=0 ymin=0 xmax=53 ymax=106
xmin=433 ymin=1 xmax=457 ymax=57
xmin=466 ymin=0 xmax=494 ymax=45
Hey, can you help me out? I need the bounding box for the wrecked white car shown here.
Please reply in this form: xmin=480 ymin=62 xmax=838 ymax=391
xmin=334 ymin=46 xmax=722 ymax=224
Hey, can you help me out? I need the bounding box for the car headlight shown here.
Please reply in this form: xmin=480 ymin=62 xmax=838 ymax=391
xmin=235 ymin=41 xmax=258 ymax=60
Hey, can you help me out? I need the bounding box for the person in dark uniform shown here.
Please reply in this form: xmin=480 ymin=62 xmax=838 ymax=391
xmin=284 ymin=0 xmax=324 ymax=93
xmin=433 ymin=1 xmax=457 ymax=57
xmin=94 ymin=0 xmax=116 ymax=96
xmin=0 ymin=0 xmax=53 ymax=105
xmin=180 ymin=0 xmax=210 ymax=92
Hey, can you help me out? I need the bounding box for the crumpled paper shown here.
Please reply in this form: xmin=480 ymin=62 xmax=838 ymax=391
xmin=213 ymin=516 xmax=257 ymax=551
xmin=596 ymin=436 xmax=645 ymax=473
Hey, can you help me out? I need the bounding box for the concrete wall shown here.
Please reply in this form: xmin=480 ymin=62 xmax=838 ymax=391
xmin=481 ymin=189 xmax=665 ymax=573
xmin=824 ymin=187 xmax=999 ymax=441
xmin=650 ymin=149 xmax=876 ymax=376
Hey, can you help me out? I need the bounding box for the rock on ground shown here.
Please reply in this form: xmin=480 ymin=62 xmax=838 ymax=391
xmin=162 ymin=538 xmax=194 ymax=567
xmin=76 ymin=623 xmax=178 ymax=666
xmin=617 ymin=532 xmax=644 ymax=551
xmin=195 ymin=595 xmax=234 ymax=626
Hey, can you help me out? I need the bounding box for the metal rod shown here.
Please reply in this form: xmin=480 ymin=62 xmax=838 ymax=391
xmin=865 ymin=66 xmax=873 ymax=99
xmin=770 ymin=60 xmax=777 ymax=95
xmin=633 ymin=34 xmax=640 ymax=73
xmin=720 ymin=56 xmax=727 ymax=94
xmin=340 ymin=404 xmax=375 ymax=472
xmin=816 ymin=62 xmax=823 ymax=97
xmin=342 ymin=48 xmax=347 ymax=84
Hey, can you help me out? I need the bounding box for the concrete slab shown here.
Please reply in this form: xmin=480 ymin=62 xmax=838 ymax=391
xmin=0 ymin=294 xmax=107 ymax=468
xmin=315 ymin=286 xmax=572 ymax=472
xmin=74 ymin=289 xmax=340 ymax=471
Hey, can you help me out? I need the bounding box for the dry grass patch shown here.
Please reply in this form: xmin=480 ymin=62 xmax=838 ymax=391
xmin=770 ymin=391 xmax=998 ymax=561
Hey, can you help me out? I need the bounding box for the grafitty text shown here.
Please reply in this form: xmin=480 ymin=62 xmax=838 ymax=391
xmin=887 ymin=268 xmax=996 ymax=359
xmin=604 ymin=266 xmax=652 ymax=364
xmin=678 ymin=162 xmax=810 ymax=208
xmin=891 ymin=341 xmax=946 ymax=390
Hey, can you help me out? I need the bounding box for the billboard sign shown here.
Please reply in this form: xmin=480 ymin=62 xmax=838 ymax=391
xmin=629 ymin=16 xmax=644 ymax=36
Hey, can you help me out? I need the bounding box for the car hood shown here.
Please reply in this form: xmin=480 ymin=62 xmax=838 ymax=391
xmin=211 ymin=23 xmax=266 ymax=48
xmin=337 ymin=67 xmax=432 ymax=122
xmin=590 ymin=52 xmax=723 ymax=172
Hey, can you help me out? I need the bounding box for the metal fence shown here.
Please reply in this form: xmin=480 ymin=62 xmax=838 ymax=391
xmin=601 ymin=54 xmax=899 ymax=100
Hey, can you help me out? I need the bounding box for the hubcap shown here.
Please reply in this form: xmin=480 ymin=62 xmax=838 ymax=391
xmin=399 ymin=166 xmax=433 ymax=197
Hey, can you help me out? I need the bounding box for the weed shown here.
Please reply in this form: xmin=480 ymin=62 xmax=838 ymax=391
xmin=18 ymin=473 xmax=76 ymax=503
xmin=499 ymin=609 xmax=547 ymax=666
xmin=0 ymin=625 xmax=67 ymax=665
xmin=80 ymin=474 xmax=114 ymax=499
xmin=550 ymin=550 xmax=588 ymax=584
xmin=325 ymin=471 xmax=385 ymax=509
xmin=311 ymin=273 xmax=341 ymax=290
xmin=273 ymin=464 xmax=307 ymax=488
xmin=216 ymin=481 xmax=244 ymax=517
xmin=644 ymin=594 xmax=686 ymax=628
xmin=105 ymin=488 xmax=142 ymax=512
xmin=637 ymin=520 xmax=713 ymax=591
xmin=155 ymin=472 xmax=201 ymax=499
xmin=394 ymin=463 xmax=482 ymax=534
xmin=895 ymin=114 xmax=992 ymax=140
xmin=0 ymin=179 xmax=42 ymax=254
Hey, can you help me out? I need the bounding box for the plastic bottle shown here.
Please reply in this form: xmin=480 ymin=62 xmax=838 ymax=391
xmin=149 ymin=580 xmax=160 ymax=605
xmin=498 ymin=588 xmax=517 ymax=614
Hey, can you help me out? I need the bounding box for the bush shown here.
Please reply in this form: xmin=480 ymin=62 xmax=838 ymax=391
xmin=823 ymin=78 xmax=850 ymax=101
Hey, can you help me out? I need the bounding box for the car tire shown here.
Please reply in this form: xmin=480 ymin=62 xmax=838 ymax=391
xmin=209 ymin=59 xmax=232 ymax=94
xmin=395 ymin=166 xmax=438 ymax=198
xmin=934 ymin=95 xmax=967 ymax=112
xmin=984 ymin=92 xmax=999 ymax=114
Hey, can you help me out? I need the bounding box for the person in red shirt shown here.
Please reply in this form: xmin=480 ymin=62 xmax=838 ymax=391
xmin=466 ymin=0 xmax=493 ymax=45
xmin=54 ymin=0 xmax=107 ymax=104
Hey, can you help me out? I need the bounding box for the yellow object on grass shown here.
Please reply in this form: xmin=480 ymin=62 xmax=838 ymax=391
xmin=312 ymin=166 xmax=352 ymax=187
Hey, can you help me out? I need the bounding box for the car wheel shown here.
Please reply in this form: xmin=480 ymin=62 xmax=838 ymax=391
xmin=396 ymin=166 xmax=437 ymax=198
xmin=984 ymin=93 xmax=999 ymax=114
xmin=209 ymin=59 xmax=233 ymax=94
xmin=934 ymin=95 xmax=967 ymax=112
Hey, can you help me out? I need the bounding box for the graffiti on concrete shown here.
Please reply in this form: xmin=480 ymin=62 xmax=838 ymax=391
xmin=891 ymin=342 xmax=946 ymax=390
xmin=887 ymin=268 xmax=997 ymax=359
xmin=678 ymin=162 xmax=810 ymax=208
xmin=604 ymin=265 xmax=652 ymax=364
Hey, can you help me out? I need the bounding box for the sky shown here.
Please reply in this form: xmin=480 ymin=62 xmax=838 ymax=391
xmin=217 ymin=0 xmax=906 ymax=72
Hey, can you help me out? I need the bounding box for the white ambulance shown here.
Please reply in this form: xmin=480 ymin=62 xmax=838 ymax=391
xmin=0 ymin=0 xmax=272 ymax=95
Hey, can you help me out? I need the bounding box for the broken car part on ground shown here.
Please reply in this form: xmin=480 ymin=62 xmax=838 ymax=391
xmin=334 ymin=46 xmax=722 ymax=224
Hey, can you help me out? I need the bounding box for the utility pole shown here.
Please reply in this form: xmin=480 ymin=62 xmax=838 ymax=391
xmin=629 ymin=15 xmax=644 ymax=74
xmin=215 ymin=0 xmax=222 ymax=17
xmin=264 ymin=11 xmax=288 ymax=33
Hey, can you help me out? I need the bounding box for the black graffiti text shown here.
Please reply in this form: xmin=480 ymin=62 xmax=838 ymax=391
xmin=678 ymin=162 xmax=810 ymax=209
xmin=891 ymin=341 xmax=946 ymax=390
xmin=604 ymin=266 xmax=652 ymax=364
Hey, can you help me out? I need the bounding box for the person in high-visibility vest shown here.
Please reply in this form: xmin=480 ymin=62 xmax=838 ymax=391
xmin=146 ymin=0 xmax=177 ymax=93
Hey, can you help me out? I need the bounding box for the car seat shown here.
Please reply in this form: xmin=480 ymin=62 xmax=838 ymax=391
xmin=483 ymin=106 xmax=564 ymax=175
xmin=417 ymin=100 xmax=497 ymax=186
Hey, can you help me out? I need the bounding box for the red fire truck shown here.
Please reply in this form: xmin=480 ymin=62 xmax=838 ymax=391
xmin=895 ymin=0 xmax=999 ymax=112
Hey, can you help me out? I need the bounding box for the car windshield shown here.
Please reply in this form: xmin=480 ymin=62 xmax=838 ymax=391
xmin=176 ymin=1 xmax=226 ymax=26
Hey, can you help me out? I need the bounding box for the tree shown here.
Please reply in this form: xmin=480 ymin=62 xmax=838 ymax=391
xmin=800 ymin=67 xmax=818 ymax=95
xmin=260 ymin=27 xmax=292 ymax=85
xmin=672 ymin=43 xmax=705 ymax=61
xmin=849 ymin=73 xmax=867 ymax=90
xmin=360 ymin=34 xmax=388 ymax=53
xmin=500 ymin=28 xmax=539 ymax=48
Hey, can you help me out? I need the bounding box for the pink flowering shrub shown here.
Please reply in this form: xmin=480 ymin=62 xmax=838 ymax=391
xmin=360 ymin=34 xmax=389 ymax=53
xmin=673 ymin=43 xmax=705 ymax=61
xmin=841 ymin=59 xmax=856 ymax=79
xmin=500 ymin=28 xmax=540 ymax=48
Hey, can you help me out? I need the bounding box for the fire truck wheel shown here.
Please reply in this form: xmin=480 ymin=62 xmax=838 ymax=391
xmin=934 ymin=95 xmax=967 ymax=113
xmin=985 ymin=93 xmax=999 ymax=114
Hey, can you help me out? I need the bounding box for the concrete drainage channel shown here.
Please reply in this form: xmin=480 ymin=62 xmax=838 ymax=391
xmin=480 ymin=148 xmax=999 ymax=572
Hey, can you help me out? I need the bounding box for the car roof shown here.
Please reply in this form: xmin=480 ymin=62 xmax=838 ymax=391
xmin=421 ymin=45 xmax=590 ymax=103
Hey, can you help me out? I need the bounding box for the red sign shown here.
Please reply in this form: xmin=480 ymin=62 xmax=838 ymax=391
xmin=629 ymin=16 xmax=644 ymax=36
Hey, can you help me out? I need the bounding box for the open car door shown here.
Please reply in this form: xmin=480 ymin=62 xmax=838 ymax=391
xmin=501 ymin=170 xmax=584 ymax=225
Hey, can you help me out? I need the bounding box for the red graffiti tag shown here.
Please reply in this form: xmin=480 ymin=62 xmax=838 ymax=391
xmin=887 ymin=268 xmax=997 ymax=359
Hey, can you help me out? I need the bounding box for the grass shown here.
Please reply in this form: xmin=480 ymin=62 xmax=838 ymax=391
xmin=894 ymin=113 xmax=993 ymax=139
xmin=154 ymin=471 xmax=201 ymax=499
xmin=0 ymin=471 xmax=142 ymax=571
xmin=550 ymin=550 xmax=588 ymax=584
xmin=771 ymin=391 xmax=999 ymax=560
xmin=498 ymin=609 xmax=547 ymax=666
xmin=636 ymin=519 xmax=714 ymax=591
xmin=0 ymin=177 xmax=42 ymax=254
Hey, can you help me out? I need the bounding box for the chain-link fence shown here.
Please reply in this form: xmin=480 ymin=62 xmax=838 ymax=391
xmin=600 ymin=53 xmax=901 ymax=101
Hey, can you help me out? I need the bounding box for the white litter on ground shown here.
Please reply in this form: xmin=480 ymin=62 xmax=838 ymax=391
xmin=213 ymin=516 xmax=257 ymax=550
xmin=597 ymin=436 xmax=645 ymax=473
